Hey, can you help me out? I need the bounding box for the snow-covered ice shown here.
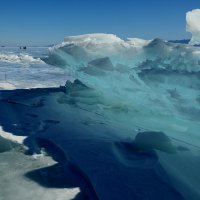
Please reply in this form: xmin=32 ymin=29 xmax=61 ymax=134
xmin=0 ymin=127 xmax=26 ymax=144
xmin=0 ymin=47 xmax=71 ymax=89
xmin=0 ymin=53 xmax=43 ymax=64
xmin=0 ymin=150 xmax=81 ymax=200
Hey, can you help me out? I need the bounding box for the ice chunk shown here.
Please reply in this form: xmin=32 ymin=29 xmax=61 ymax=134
xmin=133 ymin=131 xmax=177 ymax=153
xmin=186 ymin=9 xmax=200 ymax=45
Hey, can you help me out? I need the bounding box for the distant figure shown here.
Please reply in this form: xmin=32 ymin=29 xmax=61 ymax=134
xmin=23 ymin=46 xmax=27 ymax=50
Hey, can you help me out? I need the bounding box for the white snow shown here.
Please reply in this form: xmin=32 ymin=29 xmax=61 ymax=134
xmin=0 ymin=126 xmax=26 ymax=144
xmin=186 ymin=9 xmax=200 ymax=45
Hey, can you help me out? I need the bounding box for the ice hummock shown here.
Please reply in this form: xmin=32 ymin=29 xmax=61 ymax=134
xmin=0 ymin=52 xmax=43 ymax=64
xmin=45 ymin=35 xmax=200 ymax=148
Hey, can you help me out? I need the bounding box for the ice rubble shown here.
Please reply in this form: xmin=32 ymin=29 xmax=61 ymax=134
xmin=45 ymin=34 xmax=200 ymax=139
xmin=187 ymin=9 xmax=200 ymax=45
xmin=48 ymin=34 xmax=200 ymax=73
xmin=0 ymin=52 xmax=43 ymax=64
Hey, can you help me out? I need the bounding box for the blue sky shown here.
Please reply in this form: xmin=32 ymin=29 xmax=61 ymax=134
xmin=0 ymin=0 xmax=199 ymax=46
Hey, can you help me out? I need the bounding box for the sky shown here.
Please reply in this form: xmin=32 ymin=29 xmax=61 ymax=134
xmin=0 ymin=0 xmax=199 ymax=46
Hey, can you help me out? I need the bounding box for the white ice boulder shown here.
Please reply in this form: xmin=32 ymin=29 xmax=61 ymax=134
xmin=186 ymin=9 xmax=200 ymax=45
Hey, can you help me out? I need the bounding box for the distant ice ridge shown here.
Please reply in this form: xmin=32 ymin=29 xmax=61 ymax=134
xmin=186 ymin=9 xmax=200 ymax=45
xmin=0 ymin=52 xmax=43 ymax=64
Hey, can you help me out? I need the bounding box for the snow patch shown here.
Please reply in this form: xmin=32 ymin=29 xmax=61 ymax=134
xmin=0 ymin=126 xmax=26 ymax=144
xmin=0 ymin=151 xmax=81 ymax=200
